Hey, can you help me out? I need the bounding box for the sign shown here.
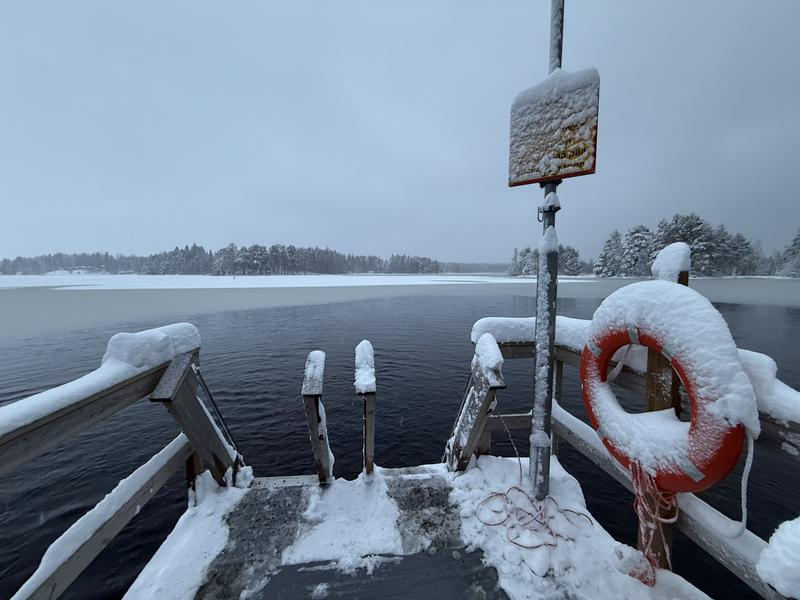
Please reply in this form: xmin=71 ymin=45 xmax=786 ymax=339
xmin=509 ymin=67 xmax=599 ymax=187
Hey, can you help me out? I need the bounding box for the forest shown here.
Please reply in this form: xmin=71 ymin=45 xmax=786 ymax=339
xmin=0 ymin=243 xmax=508 ymax=276
xmin=509 ymin=213 xmax=800 ymax=278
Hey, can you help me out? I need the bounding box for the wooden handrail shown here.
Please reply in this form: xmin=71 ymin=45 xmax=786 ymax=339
xmin=496 ymin=340 xmax=800 ymax=459
xmin=12 ymin=435 xmax=193 ymax=600
xmin=0 ymin=349 xmax=199 ymax=476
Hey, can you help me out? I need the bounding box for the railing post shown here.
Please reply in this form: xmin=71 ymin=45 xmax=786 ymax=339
xmin=151 ymin=353 xmax=238 ymax=487
xmin=638 ymin=269 xmax=688 ymax=568
xmin=355 ymin=340 xmax=377 ymax=475
xmin=301 ymin=351 xmax=334 ymax=484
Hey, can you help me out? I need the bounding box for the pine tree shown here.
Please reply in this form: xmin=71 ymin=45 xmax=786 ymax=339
xmin=509 ymin=248 xmax=521 ymax=276
xmin=779 ymin=229 xmax=800 ymax=277
xmin=593 ymin=230 xmax=623 ymax=277
xmin=650 ymin=213 xmax=714 ymax=275
xmin=558 ymin=245 xmax=582 ymax=275
xmin=619 ymin=225 xmax=652 ymax=277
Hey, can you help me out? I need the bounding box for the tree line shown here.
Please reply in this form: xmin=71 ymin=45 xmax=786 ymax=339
xmin=0 ymin=243 xmax=508 ymax=276
xmin=593 ymin=214 xmax=800 ymax=277
xmin=508 ymin=213 xmax=800 ymax=278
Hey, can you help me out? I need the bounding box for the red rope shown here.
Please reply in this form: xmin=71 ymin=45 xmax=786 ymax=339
xmin=476 ymin=486 xmax=593 ymax=576
xmin=629 ymin=462 xmax=679 ymax=586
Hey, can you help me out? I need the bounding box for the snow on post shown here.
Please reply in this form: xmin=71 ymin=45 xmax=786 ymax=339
xmin=0 ymin=323 xmax=200 ymax=439
xmin=756 ymin=516 xmax=800 ymax=598
xmin=354 ymin=340 xmax=376 ymax=395
xmin=651 ymin=242 xmax=690 ymax=281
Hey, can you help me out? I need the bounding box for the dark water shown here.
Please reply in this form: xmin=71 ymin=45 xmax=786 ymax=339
xmin=0 ymin=294 xmax=798 ymax=600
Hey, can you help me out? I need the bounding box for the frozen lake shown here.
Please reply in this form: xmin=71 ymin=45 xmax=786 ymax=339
xmin=1 ymin=274 xmax=798 ymax=339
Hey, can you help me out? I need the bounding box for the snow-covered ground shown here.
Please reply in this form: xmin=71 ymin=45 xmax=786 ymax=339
xmin=0 ymin=274 xmax=798 ymax=339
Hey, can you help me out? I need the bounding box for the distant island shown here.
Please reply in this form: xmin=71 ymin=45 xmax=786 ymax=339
xmin=0 ymin=243 xmax=508 ymax=276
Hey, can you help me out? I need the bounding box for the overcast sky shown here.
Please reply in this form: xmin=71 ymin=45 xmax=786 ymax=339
xmin=1 ymin=0 xmax=798 ymax=262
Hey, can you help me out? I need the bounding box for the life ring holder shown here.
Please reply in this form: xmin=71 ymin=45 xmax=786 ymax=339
xmin=580 ymin=326 xmax=745 ymax=494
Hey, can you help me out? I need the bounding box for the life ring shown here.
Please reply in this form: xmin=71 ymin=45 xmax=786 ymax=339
xmin=580 ymin=281 xmax=755 ymax=493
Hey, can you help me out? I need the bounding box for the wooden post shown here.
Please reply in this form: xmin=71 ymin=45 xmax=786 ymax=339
xmin=301 ymin=351 xmax=334 ymax=484
xmin=638 ymin=269 xmax=688 ymax=568
xmin=151 ymin=353 xmax=237 ymax=487
xmin=363 ymin=392 xmax=376 ymax=475
xmin=186 ymin=451 xmax=202 ymax=491
xmin=355 ymin=340 xmax=377 ymax=475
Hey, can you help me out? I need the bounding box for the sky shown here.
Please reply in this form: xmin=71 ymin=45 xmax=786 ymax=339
xmin=1 ymin=0 xmax=798 ymax=263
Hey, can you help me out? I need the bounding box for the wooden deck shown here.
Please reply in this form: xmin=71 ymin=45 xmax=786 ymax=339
xmin=193 ymin=471 xmax=508 ymax=599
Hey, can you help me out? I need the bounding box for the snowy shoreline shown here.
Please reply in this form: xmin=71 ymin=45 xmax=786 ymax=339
xmin=0 ymin=274 xmax=798 ymax=340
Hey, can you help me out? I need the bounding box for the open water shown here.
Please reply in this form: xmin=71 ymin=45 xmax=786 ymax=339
xmin=0 ymin=293 xmax=797 ymax=599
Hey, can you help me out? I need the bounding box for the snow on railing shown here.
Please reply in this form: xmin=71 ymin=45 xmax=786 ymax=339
xmin=5 ymin=323 xmax=245 ymax=600
xmin=471 ymin=315 xmax=800 ymax=454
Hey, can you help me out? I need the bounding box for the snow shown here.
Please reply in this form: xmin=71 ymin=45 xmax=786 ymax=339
xmin=651 ymin=242 xmax=691 ymax=281
xmin=757 ymin=517 xmax=800 ymax=599
xmin=509 ymin=68 xmax=600 ymax=184
xmin=124 ymin=467 xmax=253 ymax=600
xmin=538 ymin=225 xmax=559 ymax=254
xmin=737 ymin=349 xmax=800 ymax=425
xmin=354 ymin=340 xmax=376 ymax=394
xmin=474 ymin=333 xmax=503 ymax=372
xmin=13 ymin=435 xmax=192 ymax=600
xmin=450 ymin=455 xmax=708 ymax=600
xmin=587 ymin=280 xmax=759 ymax=473
xmin=281 ymin=469 xmax=404 ymax=573
xmin=0 ymin=323 xmax=200 ymax=438
xmin=542 ymin=191 xmax=560 ymax=211
xmin=0 ymin=273 xmax=526 ymax=290
xmin=102 ymin=322 xmax=200 ymax=369
xmin=318 ymin=400 xmax=335 ymax=480
xmin=304 ymin=350 xmax=325 ymax=386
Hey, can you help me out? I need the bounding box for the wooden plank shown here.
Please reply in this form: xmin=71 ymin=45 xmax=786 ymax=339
xmin=0 ymin=349 xmax=199 ymax=476
xmin=362 ymin=392 xmax=376 ymax=475
xmin=14 ymin=435 xmax=192 ymax=600
xmin=446 ymin=353 xmax=506 ymax=471
xmin=551 ymin=408 xmax=786 ymax=600
xmin=153 ymin=365 xmax=236 ymax=486
xmin=301 ymin=351 xmax=333 ymax=484
xmin=150 ymin=352 xmax=195 ymax=401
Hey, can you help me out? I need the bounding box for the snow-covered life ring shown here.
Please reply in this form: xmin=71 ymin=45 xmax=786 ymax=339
xmin=580 ymin=280 xmax=759 ymax=493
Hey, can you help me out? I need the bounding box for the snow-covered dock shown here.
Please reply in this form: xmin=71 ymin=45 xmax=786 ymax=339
xmin=124 ymin=458 xmax=707 ymax=600
xmin=3 ymin=264 xmax=799 ymax=600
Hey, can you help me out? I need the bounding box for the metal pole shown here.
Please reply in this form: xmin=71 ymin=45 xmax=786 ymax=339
xmin=530 ymin=0 xmax=564 ymax=501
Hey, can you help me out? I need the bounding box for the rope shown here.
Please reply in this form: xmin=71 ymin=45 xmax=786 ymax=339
xmin=470 ymin=409 xmax=592 ymax=577
xmin=630 ymin=462 xmax=678 ymax=586
xmin=731 ymin=433 xmax=755 ymax=537
xmin=476 ymin=487 xmax=593 ymax=576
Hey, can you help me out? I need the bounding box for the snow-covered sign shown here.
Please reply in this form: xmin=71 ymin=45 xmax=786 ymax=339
xmin=509 ymin=68 xmax=600 ymax=187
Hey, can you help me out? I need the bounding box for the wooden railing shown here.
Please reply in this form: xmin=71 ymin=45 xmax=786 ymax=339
xmin=479 ymin=340 xmax=793 ymax=600
xmin=3 ymin=336 xmax=240 ymax=600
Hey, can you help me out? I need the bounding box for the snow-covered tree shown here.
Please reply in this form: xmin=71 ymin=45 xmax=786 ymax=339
xmin=558 ymin=245 xmax=582 ymax=275
xmin=650 ymin=213 xmax=715 ymax=276
xmin=509 ymin=248 xmax=521 ymax=276
xmin=779 ymin=229 xmax=800 ymax=277
xmin=619 ymin=225 xmax=652 ymax=277
xmin=517 ymin=247 xmax=538 ymax=276
xmin=593 ymin=230 xmax=623 ymax=277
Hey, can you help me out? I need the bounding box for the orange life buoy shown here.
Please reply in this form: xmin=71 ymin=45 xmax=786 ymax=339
xmin=581 ymin=318 xmax=745 ymax=494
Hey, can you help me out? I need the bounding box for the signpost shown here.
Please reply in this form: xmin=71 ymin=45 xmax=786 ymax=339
xmin=510 ymin=0 xmax=599 ymax=501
